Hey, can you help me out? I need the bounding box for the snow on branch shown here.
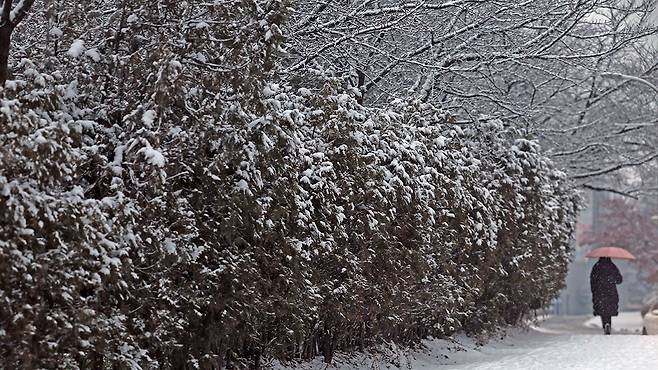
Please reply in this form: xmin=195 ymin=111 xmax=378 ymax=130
xmin=600 ymin=72 xmax=658 ymax=94
xmin=572 ymin=152 xmax=658 ymax=180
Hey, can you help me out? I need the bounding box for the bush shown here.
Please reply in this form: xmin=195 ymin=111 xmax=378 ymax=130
xmin=0 ymin=0 xmax=578 ymax=368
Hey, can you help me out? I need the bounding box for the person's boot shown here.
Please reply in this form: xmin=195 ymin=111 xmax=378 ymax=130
xmin=604 ymin=323 xmax=611 ymax=335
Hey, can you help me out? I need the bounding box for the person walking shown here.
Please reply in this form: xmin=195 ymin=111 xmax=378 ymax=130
xmin=590 ymin=257 xmax=623 ymax=335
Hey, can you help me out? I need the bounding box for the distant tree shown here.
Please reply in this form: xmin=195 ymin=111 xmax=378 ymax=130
xmin=285 ymin=0 xmax=658 ymax=194
xmin=581 ymin=198 xmax=658 ymax=284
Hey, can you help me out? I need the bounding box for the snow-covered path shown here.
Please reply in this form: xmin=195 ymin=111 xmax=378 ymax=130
xmin=417 ymin=313 xmax=658 ymax=370
xmin=427 ymin=332 xmax=658 ymax=370
xmin=281 ymin=313 xmax=658 ymax=370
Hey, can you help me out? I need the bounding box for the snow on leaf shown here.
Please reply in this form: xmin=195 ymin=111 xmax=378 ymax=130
xmin=67 ymin=40 xmax=86 ymax=58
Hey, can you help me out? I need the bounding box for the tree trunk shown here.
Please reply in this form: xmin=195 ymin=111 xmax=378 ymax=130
xmin=0 ymin=24 xmax=11 ymax=84
xmin=321 ymin=327 xmax=333 ymax=364
xmin=251 ymin=349 xmax=261 ymax=370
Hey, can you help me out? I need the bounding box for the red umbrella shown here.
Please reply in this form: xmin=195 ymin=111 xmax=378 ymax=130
xmin=585 ymin=246 xmax=636 ymax=260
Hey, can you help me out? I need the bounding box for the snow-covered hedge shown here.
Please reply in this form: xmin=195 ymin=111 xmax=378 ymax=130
xmin=0 ymin=0 xmax=577 ymax=368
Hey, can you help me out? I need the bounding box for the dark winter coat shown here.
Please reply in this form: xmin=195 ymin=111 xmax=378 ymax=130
xmin=590 ymin=258 xmax=622 ymax=317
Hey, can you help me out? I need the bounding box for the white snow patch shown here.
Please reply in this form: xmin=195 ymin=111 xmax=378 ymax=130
xmin=67 ymin=40 xmax=86 ymax=58
xmin=163 ymin=238 xmax=177 ymax=254
xmin=170 ymin=60 xmax=182 ymax=70
xmin=195 ymin=21 xmax=210 ymax=29
xmin=142 ymin=109 xmax=157 ymax=128
xmin=263 ymin=83 xmax=279 ymax=97
xmin=4 ymin=80 xmax=17 ymax=90
xmin=236 ymin=179 xmax=249 ymax=191
xmin=138 ymin=147 xmax=166 ymax=167
xmin=85 ymin=48 xmax=101 ymax=62
xmin=584 ymin=311 xmax=643 ymax=334
xmin=49 ymin=27 xmax=63 ymax=38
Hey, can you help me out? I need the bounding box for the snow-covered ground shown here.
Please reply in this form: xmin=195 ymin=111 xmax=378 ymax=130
xmin=584 ymin=311 xmax=644 ymax=334
xmin=426 ymin=332 xmax=658 ymax=370
xmin=279 ymin=312 xmax=658 ymax=370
